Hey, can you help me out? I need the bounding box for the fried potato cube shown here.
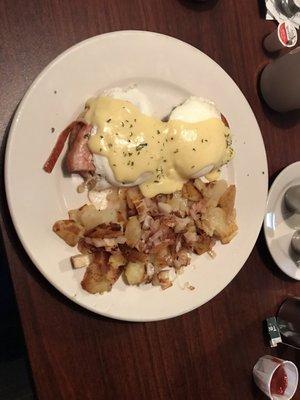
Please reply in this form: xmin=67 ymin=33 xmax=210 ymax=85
xmin=201 ymin=207 xmax=237 ymax=243
xmin=53 ymin=220 xmax=84 ymax=247
xmin=71 ymin=254 xmax=93 ymax=269
xmin=182 ymin=181 xmax=202 ymax=202
xmin=125 ymin=216 xmax=142 ymax=247
xmin=81 ymin=251 xmax=122 ymax=294
xmin=85 ymin=223 xmax=122 ymax=239
xmin=193 ymin=179 xmax=228 ymax=208
xmin=219 ymin=222 xmax=238 ymax=244
xmin=81 ymin=205 xmax=117 ymax=230
xmin=109 ymin=252 xmax=126 ymax=269
xmin=205 ymin=180 xmax=228 ymax=208
xmin=152 ymin=270 xmax=172 ymax=290
xmin=81 ymin=263 xmax=112 ymax=294
xmin=119 ymin=245 xmax=149 ymax=263
xmin=124 ymin=262 xmax=145 ymax=285
xmin=193 ymin=233 xmax=215 ymax=255
xmin=218 ymin=185 xmax=236 ymax=218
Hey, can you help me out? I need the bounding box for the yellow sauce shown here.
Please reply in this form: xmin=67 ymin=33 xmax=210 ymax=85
xmin=84 ymin=97 xmax=233 ymax=197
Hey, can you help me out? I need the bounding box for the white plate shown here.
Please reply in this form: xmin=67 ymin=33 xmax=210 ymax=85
xmin=5 ymin=31 xmax=268 ymax=321
xmin=264 ymin=162 xmax=300 ymax=280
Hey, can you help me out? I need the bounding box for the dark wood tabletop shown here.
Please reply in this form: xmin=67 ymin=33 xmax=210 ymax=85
xmin=1 ymin=0 xmax=300 ymax=399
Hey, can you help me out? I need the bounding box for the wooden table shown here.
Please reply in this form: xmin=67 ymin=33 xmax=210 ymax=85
xmin=1 ymin=1 xmax=300 ymax=399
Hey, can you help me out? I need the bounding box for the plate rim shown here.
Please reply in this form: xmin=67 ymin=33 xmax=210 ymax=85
xmin=5 ymin=30 xmax=268 ymax=321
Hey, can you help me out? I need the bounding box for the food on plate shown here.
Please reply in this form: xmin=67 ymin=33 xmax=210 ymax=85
xmin=53 ymin=179 xmax=237 ymax=293
xmin=44 ymin=87 xmax=233 ymax=196
xmin=44 ymin=87 xmax=237 ymax=294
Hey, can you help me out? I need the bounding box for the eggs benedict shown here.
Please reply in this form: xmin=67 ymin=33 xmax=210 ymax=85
xmin=84 ymin=89 xmax=233 ymax=197
xmin=44 ymin=87 xmax=233 ymax=198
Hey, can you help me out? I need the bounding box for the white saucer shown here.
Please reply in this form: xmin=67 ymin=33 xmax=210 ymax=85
xmin=264 ymin=162 xmax=300 ymax=280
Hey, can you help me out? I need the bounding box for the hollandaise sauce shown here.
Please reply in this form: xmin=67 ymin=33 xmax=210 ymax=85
xmin=84 ymin=97 xmax=233 ymax=197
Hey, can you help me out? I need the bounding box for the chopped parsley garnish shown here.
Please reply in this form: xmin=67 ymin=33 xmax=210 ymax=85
xmin=106 ymin=119 xmax=111 ymax=123
xmin=136 ymin=143 xmax=148 ymax=151
xmin=191 ymin=165 xmax=195 ymax=169
xmin=157 ymin=130 xmax=160 ymax=135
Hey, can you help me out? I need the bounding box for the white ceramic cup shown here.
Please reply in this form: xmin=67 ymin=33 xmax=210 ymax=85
xmin=253 ymin=356 xmax=298 ymax=399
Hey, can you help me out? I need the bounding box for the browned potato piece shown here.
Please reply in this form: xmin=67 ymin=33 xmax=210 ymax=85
xmin=193 ymin=232 xmax=215 ymax=255
xmin=205 ymin=180 xmax=228 ymax=208
xmin=219 ymin=185 xmax=236 ymax=218
xmin=119 ymin=245 xmax=149 ymax=263
xmin=77 ymin=238 xmax=95 ymax=254
xmin=71 ymin=254 xmax=93 ymax=269
xmin=85 ymin=223 xmax=122 ymax=239
xmin=109 ymin=252 xmax=126 ymax=269
xmin=81 ymin=263 xmax=112 ymax=294
xmin=124 ymin=261 xmax=145 ymax=285
xmin=81 ymin=251 xmax=122 ymax=294
xmin=69 ymin=204 xmax=117 ymax=230
xmin=80 ymin=206 xmax=117 ymax=230
xmin=219 ymin=222 xmax=238 ymax=244
xmin=125 ymin=216 xmax=142 ymax=247
xmin=53 ymin=220 xmax=84 ymax=247
xmin=201 ymin=207 xmax=237 ymax=244
xmin=182 ymin=181 xmax=202 ymax=202
xmin=152 ymin=270 xmax=172 ymax=290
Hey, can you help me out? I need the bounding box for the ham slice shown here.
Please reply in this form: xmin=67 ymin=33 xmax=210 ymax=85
xmin=66 ymin=123 xmax=95 ymax=173
xmin=43 ymin=121 xmax=95 ymax=174
xmin=43 ymin=121 xmax=80 ymax=173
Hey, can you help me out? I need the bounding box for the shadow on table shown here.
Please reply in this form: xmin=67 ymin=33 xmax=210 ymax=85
xmin=178 ymin=0 xmax=219 ymax=11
